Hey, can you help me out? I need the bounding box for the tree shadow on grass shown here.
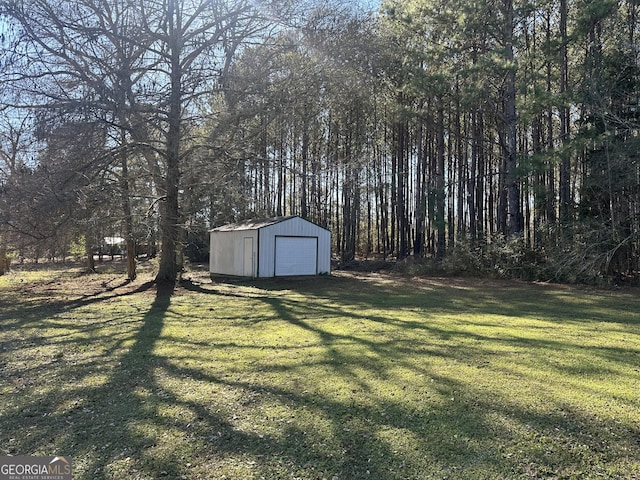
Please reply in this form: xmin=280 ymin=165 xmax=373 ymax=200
xmin=1 ymin=276 xmax=473 ymax=478
xmin=2 ymin=282 xmax=190 ymax=478
xmin=56 ymin=281 xmax=445 ymax=479
xmin=178 ymin=273 xmax=640 ymax=477
xmin=2 ymin=273 xmax=640 ymax=478
xmin=3 ymin=279 xmax=393 ymax=478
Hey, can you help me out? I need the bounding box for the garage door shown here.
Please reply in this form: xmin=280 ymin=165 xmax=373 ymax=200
xmin=274 ymin=236 xmax=318 ymax=276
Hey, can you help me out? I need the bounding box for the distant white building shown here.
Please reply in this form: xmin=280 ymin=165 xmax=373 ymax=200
xmin=209 ymin=216 xmax=331 ymax=278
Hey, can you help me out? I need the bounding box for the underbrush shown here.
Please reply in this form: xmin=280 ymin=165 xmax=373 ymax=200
xmin=393 ymin=233 xmax=639 ymax=287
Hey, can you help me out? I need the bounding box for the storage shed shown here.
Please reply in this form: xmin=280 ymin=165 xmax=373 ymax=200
xmin=209 ymin=216 xmax=331 ymax=278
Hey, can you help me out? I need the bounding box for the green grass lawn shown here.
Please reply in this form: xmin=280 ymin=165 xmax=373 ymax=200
xmin=1 ymin=264 xmax=639 ymax=479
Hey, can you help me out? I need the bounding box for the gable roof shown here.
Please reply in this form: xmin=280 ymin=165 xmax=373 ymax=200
xmin=211 ymin=215 xmax=331 ymax=233
xmin=211 ymin=216 xmax=298 ymax=232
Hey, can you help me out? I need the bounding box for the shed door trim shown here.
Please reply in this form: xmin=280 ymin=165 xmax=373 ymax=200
xmin=243 ymin=237 xmax=254 ymax=277
xmin=274 ymin=236 xmax=318 ymax=276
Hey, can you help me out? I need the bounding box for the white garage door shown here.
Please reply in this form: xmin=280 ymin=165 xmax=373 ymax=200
xmin=275 ymin=236 xmax=318 ymax=276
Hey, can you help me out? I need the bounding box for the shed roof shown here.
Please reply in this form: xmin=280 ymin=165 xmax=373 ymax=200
xmin=211 ymin=215 xmax=331 ymax=233
xmin=211 ymin=215 xmax=298 ymax=232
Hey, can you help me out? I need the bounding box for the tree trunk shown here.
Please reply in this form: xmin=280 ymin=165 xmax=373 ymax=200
xmin=435 ymin=102 xmax=446 ymax=260
xmin=414 ymin=116 xmax=426 ymax=257
xmin=504 ymin=0 xmax=523 ymax=235
xmin=301 ymin=116 xmax=309 ymax=218
xmin=156 ymin=0 xmax=182 ymax=284
xmin=559 ymin=0 xmax=571 ymax=227
xmin=85 ymin=231 xmax=96 ymax=273
xmin=475 ymin=110 xmax=485 ymax=242
xmin=156 ymin=121 xmax=181 ymax=283
xmin=468 ymin=108 xmax=478 ymax=241
xmin=545 ymin=6 xmax=557 ymax=228
xmin=395 ymin=100 xmax=410 ymax=259
xmin=120 ymin=130 xmax=137 ymax=281
xmin=0 ymin=242 xmax=9 ymax=275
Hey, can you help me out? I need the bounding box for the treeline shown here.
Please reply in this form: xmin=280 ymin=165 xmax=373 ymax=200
xmin=1 ymin=0 xmax=639 ymax=284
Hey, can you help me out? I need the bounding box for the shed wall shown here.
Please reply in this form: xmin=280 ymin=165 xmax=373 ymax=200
xmin=258 ymin=217 xmax=331 ymax=277
xmin=209 ymin=230 xmax=258 ymax=276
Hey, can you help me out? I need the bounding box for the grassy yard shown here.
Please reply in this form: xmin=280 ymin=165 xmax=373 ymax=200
xmin=1 ymin=264 xmax=639 ymax=479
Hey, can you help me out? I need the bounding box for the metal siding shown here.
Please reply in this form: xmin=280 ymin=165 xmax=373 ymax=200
xmin=258 ymin=228 xmax=275 ymax=277
xmin=210 ymin=231 xmax=235 ymax=275
xmin=317 ymin=229 xmax=331 ymax=274
xmin=258 ymin=217 xmax=330 ymax=277
xmin=212 ymin=217 xmax=329 ymax=278
xmin=210 ymin=231 xmax=257 ymax=276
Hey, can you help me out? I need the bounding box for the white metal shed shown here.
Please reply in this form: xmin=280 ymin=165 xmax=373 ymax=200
xmin=209 ymin=216 xmax=331 ymax=278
